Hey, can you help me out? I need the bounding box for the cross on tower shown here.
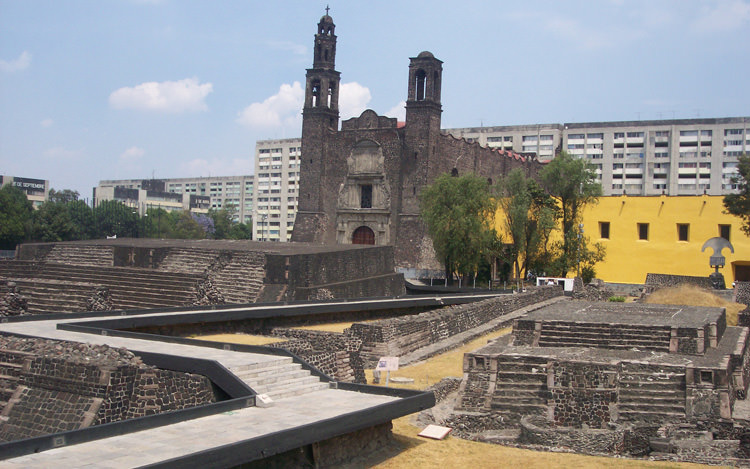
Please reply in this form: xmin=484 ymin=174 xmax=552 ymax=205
xmin=325 ymin=5 xmax=330 ymax=15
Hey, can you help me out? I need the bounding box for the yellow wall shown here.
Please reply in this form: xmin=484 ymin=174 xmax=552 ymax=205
xmin=493 ymin=195 xmax=749 ymax=284
xmin=581 ymin=195 xmax=749 ymax=284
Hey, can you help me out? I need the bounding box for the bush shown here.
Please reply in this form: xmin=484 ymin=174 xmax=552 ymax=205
xmin=608 ymin=296 xmax=626 ymax=302
xmin=580 ymin=265 xmax=596 ymax=284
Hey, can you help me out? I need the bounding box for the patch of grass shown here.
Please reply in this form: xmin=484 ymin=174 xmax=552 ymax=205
xmin=644 ymin=284 xmax=744 ymax=326
xmin=608 ymin=296 xmax=626 ymax=302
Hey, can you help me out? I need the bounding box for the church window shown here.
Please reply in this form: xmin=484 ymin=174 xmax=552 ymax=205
xmin=311 ymin=80 xmax=321 ymax=107
xmin=415 ymin=70 xmax=427 ymax=101
xmin=360 ymin=184 xmax=372 ymax=208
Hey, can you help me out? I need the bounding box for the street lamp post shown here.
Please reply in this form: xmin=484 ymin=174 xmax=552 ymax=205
xmin=261 ymin=213 xmax=268 ymax=242
xmin=577 ymin=223 xmax=584 ymax=278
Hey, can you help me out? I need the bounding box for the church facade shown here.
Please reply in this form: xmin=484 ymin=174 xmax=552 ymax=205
xmin=291 ymin=13 xmax=543 ymax=274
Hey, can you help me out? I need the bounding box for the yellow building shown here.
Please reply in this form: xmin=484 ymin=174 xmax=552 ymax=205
xmin=494 ymin=195 xmax=749 ymax=285
xmin=581 ymin=195 xmax=749 ymax=284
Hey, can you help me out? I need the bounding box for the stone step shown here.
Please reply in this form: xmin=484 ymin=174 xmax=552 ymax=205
xmin=263 ymin=382 xmax=330 ymax=401
xmin=541 ymin=326 xmax=670 ymax=337
xmin=489 ymin=401 xmax=548 ymax=413
xmin=493 ymin=389 xmax=549 ymax=399
xmin=229 ymin=357 xmax=295 ymax=373
xmin=542 ymin=322 xmax=670 ymax=332
xmin=618 ymin=410 xmax=686 ymax=421
xmin=496 ymin=370 xmax=548 ymax=380
xmin=246 ymin=375 xmax=323 ymax=394
xmin=618 ymin=403 xmax=685 ymax=413
xmin=619 ymin=389 xmax=685 ymax=399
xmin=536 ymin=340 xmax=670 ymax=351
xmin=234 ymin=367 xmax=309 ymax=385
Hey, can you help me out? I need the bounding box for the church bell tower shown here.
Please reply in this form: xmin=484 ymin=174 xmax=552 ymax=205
xmin=292 ymin=9 xmax=341 ymax=243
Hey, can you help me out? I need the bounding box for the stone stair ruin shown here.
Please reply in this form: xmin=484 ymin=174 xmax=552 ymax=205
xmin=230 ymin=357 xmax=329 ymax=401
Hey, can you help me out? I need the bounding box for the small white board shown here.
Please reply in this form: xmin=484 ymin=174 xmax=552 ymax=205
xmin=255 ymin=393 xmax=274 ymax=408
xmin=418 ymin=424 xmax=452 ymax=440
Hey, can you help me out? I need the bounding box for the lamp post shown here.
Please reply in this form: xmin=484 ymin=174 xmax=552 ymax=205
xmin=577 ymin=223 xmax=584 ymax=278
xmin=261 ymin=213 xmax=268 ymax=242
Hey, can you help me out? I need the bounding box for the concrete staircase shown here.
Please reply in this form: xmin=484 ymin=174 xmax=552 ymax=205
xmin=618 ymin=364 xmax=687 ymax=423
xmin=490 ymin=356 xmax=549 ymax=420
xmin=537 ymin=322 xmax=672 ymax=352
xmin=0 ymin=349 xmax=32 ymax=412
xmin=230 ymin=357 xmax=329 ymax=401
xmin=10 ymin=279 xmax=98 ymax=314
xmin=210 ymin=252 xmax=265 ymax=304
xmin=0 ymin=261 xmax=200 ymax=312
xmin=157 ymin=249 xmax=219 ymax=274
xmin=45 ymin=245 xmax=114 ymax=267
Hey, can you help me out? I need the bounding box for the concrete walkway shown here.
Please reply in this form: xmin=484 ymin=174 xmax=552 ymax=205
xmin=0 ymin=294 xmax=509 ymax=467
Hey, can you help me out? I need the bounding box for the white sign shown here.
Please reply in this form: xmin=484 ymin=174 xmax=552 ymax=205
xmin=375 ymin=356 xmax=399 ymax=371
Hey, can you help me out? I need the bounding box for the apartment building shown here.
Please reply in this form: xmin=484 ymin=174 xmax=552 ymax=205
xmin=445 ymin=117 xmax=749 ymax=196
xmin=252 ymin=138 xmax=301 ymax=241
xmin=0 ymin=175 xmax=49 ymax=208
xmin=95 ymin=175 xmax=254 ymax=221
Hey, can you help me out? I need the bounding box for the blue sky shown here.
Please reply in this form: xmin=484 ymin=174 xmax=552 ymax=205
xmin=1 ymin=0 xmax=749 ymax=197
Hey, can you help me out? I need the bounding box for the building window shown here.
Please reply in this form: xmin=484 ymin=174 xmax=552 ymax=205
xmin=360 ymin=184 xmax=372 ymax=209
xmin=719 ymin=224 xmax=731 ymax=242
xmin=678 ymin=224 xmax=689 ymax=242
xmin=599 ymin=222 xmax=610 ymax=239
xmin=638 ymin=223 xmax=649 ymax=240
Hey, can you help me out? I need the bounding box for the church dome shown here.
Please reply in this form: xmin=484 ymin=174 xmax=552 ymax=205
xmin=417 ymin=51 xmax=434 ymax=59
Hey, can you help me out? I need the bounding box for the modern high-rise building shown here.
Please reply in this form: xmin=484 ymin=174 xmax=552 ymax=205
xmin=446 ymin=117 xmax=749 ymax=196
xmin=95 ymin=176 xmax=254 ymax=221
xmin=0 ymin=175 xmax=49 ymax=208
xmin=251 ymin=139 xmax=302 ymax=242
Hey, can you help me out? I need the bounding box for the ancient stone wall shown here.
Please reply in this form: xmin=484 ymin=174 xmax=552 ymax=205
xmin=549 ymin=361 xmax=618 ymax=428
xmin=0 ymin=337 xmax=217 ymax=442
xmin=645 ymin=273 xmax=714 ymax=289
xmin=348 ymin=288 xmax=562 ymax=365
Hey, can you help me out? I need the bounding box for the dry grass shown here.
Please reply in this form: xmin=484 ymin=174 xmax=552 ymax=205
xmin=364 ymin=327 xmax=512 ymax=390
xmin=644 ymin=284 xmax=744 ymax=326
xmin=375 ymin=417 xmax=704 ymax=469
xmin=191 ymin=333 xmax=284 ymax=346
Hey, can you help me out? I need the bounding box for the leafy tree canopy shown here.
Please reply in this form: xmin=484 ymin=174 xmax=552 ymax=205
xmin=420 ymin=173 xmax=499 ymax=281
xmin=0 ymin=185 xmax=33 ymax=249
xmin=724 ymin=154 xmax=750 ymax=237
xmin=540 ymin=151 xmax=603 ymax=276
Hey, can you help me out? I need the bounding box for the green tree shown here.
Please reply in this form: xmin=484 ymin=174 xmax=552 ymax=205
xmin=93 ymin=200 xmax=139 ymax=238
xmin=540 ymin=151 xmax=603 ymax=277
xmin=0 ymin=185 xmax=33 ymax=249
xmin=496 ymin=169 xmax=558 ymax=280
xmin=30 ymin=201 xmax=77 ymax=242
xmin=169 ymin=211 xmax=206 ymax=239
xmin=229 ymin=222 xmax=252 ymax=240
xmin=420 ymin=173 xmax=499 ymax=283
xmin=724 ymin=154 xmax=750 ymax=236
xmin=48 ymin=188 xmax=80 ymax=204
xmin=67 ymin=199 xmax=95 ymax=240
xmin=209 ymin=206 xmax=235 ymax=239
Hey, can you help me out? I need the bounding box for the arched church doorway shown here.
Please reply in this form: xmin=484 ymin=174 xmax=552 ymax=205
xmin=352 ymin=226 xmax=375 ymax=245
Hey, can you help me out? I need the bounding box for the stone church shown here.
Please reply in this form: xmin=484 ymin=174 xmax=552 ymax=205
xmin=291 ymin=13 xmax=543 ymax=275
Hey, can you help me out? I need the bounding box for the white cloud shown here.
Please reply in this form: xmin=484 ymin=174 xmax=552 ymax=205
xmin=180 ymin=157 xmax=252 ymax=177
xmin=120 ymin=146 xmax=145 ymax=161
xmin=236 ymin=81 xmax=373 ymax=131
xmin=44 ymin=147 xmax=83 ymax=161
xmin=692 ymin=0 xmax=750 ymax=32
xmin=384 ymin=101 xmax=406 ymax=121
xmin=339 ymin=82 xmax=372 ymax=119
xmin=40 ymin=118 xmax=54 ymax=128
xmin=109 ymin=78 xmax=213 ymax=113
xmin=236 ymin=81 xmax=304 ymax=130
xmin=0 ymin=51 xmax=31 ymax=73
